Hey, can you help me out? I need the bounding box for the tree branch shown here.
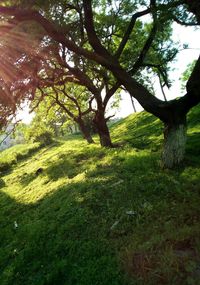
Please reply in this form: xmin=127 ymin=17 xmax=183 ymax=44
xmin=51 ymin=86 xmax=76 ymax=120
xmin=103 ymin=81 xmax=121 ymax=108
xmin=130 ymin=1 xmax=158 ymax=74
xmin=115 ymin=8 xmax=150 ymax=59
xmin=82 ymin=0 xmax=111 ymax=58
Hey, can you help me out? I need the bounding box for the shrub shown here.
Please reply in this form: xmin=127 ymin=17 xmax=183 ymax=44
xmin=0 ymin=161 xmax=12 ymax=173
xmin=26 ymin=127 xmax=54 ymax=146
xmin=32 ymin=130 xmax=54 ymax=146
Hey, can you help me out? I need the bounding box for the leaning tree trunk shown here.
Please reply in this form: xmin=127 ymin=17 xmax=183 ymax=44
xmin=161 ymin=121 xmax=187 ymax=168
xmin=93 ymin=111 xmax=113 ymax=147
xmin=77 ymin=118 xmax=94 ymax=144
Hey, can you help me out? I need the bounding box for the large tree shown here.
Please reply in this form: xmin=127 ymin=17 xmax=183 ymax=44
xmin=0 ymin=1 xmax=178 ymax=147
xmin=0 ymin=0 xmax=199 ymax=167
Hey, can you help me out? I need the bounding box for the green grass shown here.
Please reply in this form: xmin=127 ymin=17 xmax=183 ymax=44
xmin=0 ymin=105 xmax=200 ymax=285
xmin=0 ymin=143 xmax=41 ymax=173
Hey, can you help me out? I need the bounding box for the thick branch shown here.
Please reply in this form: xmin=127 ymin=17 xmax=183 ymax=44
xmin=82 ymin=96 xmax=95 ymax=116
xmin=115 ymin=8 xmax=150 ymax=59
xmin=0 ymin=6 xmax=109 ymax=67
xmin=184 ymin=0 xmax=200 ymax=24
xmin=83 ymin=0 xmax=111 ymax=58
xmin=131 ymin=1 xmax=158 ymax=74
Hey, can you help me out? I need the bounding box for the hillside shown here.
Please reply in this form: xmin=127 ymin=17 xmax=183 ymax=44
xmin=0 ymin=106 xmax=200 ymax=285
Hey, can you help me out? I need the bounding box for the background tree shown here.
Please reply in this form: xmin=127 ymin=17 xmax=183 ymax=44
xmin=0 ymin=0 xmax=199 ymax=167
xmin=33 ymin=83 xmax=95 ymax=144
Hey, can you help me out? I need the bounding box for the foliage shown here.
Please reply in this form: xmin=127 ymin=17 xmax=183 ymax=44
xmin=0 ymin=0 xmax=183 ymax=137
xmin=22 ymin=102 xmax=57 ymax=145
xmin=30 ymin=96 xmax=69 ymax=137
xmin=25 ymin=125 xmax=54 ymax=146
xmin=32 ymin=129 xmax=54 ymax=145
xmin=0 ymin=105 xmax=200 ymax=284
xmin=180 ymin=60 xmax=197 ymax=92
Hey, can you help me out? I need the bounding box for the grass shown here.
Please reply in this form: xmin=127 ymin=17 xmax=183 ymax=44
xmin=0 ymin=105 xmax=200 ymax=285
xmin=0 ymin=143 xmax=41 ymax=173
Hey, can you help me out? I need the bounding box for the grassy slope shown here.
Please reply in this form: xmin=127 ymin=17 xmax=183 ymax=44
xmin=0 ymin=106 xmax=200 ymax=285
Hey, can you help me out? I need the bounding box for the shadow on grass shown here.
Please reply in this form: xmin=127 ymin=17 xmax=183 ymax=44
xmin=0 ymin=150 xmax=158 ymax=285
xmin=0 ymin=141 xmax=63 ymax=184
xmin=1 ymin=139 xmax=200 ymax=285
xmin=45 ymin=158 xmax=80 ymax=180
xmin=0 ymin=144 xmax=42 ymax=178
xmin=45 ymin=148 xmax=106 ymax=182
xmin=19 ymin=172 xmax=38 ymax=187
xmin=111 ymin=111 xmax=163 ymax=150
xmin=0 ymin=179 xmax=126 ymax=285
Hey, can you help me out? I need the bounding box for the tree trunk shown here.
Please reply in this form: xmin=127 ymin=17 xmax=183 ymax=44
xmin=77 ymin=118 xmax=94 ymax=144
xmin=93 ymin=111 xmax=113 ymax=147
xmin=161 ymin=122 xmax=187 ymax=169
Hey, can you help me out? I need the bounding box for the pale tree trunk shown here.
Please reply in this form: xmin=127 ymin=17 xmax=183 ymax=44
xmin=161 ymin=122 xmax=187 ymax=168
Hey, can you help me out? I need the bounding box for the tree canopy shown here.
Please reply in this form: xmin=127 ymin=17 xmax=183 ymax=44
xmin=0 ymin=0 xmax=199 ymax=167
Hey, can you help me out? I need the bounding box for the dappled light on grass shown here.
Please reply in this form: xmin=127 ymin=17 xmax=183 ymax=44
xmin=0 ymin=106 xmax=200 ymax=284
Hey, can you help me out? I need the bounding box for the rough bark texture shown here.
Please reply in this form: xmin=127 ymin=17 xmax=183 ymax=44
xmin=77 ymin=118 xmax=94 ymax=144
xmin=93 ymin=112 xmax=113 ymax=147
xmin=162 ymin=123 xmax=187 ymax=169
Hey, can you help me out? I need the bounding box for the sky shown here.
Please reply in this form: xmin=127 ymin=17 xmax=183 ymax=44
xmin=18 ymin=23 xmax=200 ymax=123
xmin=117 ymin=23 xmax=200 ymax=118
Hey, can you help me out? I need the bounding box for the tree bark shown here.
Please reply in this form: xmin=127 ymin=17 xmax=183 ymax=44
xmin=93 ymin=111 xmax=113 ymax=147
xmin=77 ymin=118 xmax=94 ymax=144
xmin=161 ymin=120 xmax=187 ymax=169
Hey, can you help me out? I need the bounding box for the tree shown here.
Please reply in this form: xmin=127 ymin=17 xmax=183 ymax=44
xmin=0 ymin=0 xmax=178 ymax=149
xmin=29 ymin=98 xmax=69 ymax=138
xmin=81 ymin=0 xmax=200 ymax=168
xmin=33 ymin=84 xmax=95 ymax=144
xmin=180 ymin=60 xmax=197 ymax=92
xmin=0 ymin=0 xmax=200 ymax=167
